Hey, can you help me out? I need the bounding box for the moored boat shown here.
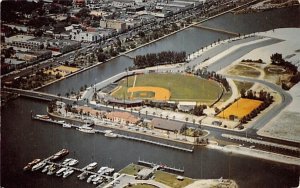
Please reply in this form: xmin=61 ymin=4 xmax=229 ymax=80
xmin=68 ymin=159 xmax=79 ymax=166
xmin=62 ymin=123 xmax=72 ymax=128
xmin=36 ymin=115 xmax=50 ymax=119
xmin=32 ymin=162 xmax=46 ymax=171
xmin=87 ymin=174 xmax=97 ymax=183
xmin=42 ymin=165 xmax=50 ymax=173
xmin=50 ymin=149 xmax=69 ymax=161
xmin=23 ymin=159 xmax=41 ymax=171
xmin=56 ymin=167 xmax=67 ymax=177
xmin=86 ymin=162 xmax=97 ymax=170
xmin=77 ymin=126 xmax=96 ymax=134
xmin=77 ymin=172 xmax=89 ymax=180
xmin=104 ymin=132 xmax=118 ymax=138
xmin=63 ymin=168 xmax=74 ymax=178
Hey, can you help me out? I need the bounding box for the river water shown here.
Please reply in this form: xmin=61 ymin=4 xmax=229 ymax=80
xmin=2 ymin=6 xmax=300 ymax=188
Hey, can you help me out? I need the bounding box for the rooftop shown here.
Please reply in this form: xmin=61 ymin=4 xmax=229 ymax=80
xmin=151 ymin=118 xmax=185 ymax=132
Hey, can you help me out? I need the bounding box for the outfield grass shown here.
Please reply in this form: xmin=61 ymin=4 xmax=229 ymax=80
xmin=154 ymin=170 xmax=194 ymax=188
xmin=112 ymin=73 xmax=222 ymax=103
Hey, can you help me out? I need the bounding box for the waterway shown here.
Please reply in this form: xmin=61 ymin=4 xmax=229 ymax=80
xmin=201 ymin=6 xmax=300 ymax=34
xmin=39 ymin=28 xmax=230 ymax=95
xmin=2 ymin=6 xmax=300 ymax=188
xmin=1 ymin=98 xmax=299 ymax=188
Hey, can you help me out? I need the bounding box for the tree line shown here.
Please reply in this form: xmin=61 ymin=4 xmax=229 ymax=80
xmin=195 ymin=69 xmax=230 ymax=92
xmin=133 ymin=51 xmax=186 ymax=69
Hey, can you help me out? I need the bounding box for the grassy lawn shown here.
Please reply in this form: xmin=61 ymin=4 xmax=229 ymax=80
xmin=124 ymin=184 xmax=157 ymax=188
xmin=154 ymin=171 xmax=194 ymax=188
xmin=227 ymin=65 xmax=260 ymax=78
xmin=233 ymin=81 xmax=254 ymax=93
xmin=112 ymin=73 xmax=222 ymax=103
xmin=119 ymin=164 xmax=145 ymax=176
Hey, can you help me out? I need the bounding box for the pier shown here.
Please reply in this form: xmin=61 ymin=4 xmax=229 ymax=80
xmin=26 ymin=150 xmax=114 ymax=187
xmin=33 ymin=115 xmax=194 ymax=153
xmin=193 ymin=25 xmax=239 ymax=36
xmin=138 ymin=159 xmax=184 ymax=173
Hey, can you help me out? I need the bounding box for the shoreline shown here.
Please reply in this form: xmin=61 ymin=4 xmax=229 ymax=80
xmin=47 ymin=111 xmax=206 ymax=148
xmin=207 ymin=144 xmax=300 ymax=166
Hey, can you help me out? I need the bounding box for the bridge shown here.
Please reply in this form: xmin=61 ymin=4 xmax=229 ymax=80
xmin=121 ymin=54 xmax=135 ymax=59
xmin=193 ymin=25 xmax=239 ymax=36
xmin=3 ymin=87 xmax=75 ymax=103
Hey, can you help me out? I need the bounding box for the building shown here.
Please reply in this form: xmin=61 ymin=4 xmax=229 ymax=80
xmin=106 ymin=111 xmax=139 ymax=124
xmin=15 ymin=50 xmax=52 ymax=63
xmin=136 ymin=168 xmax=153 ymax=180
xmin=5 ymin=35 xmax=37 ymax=49
xmin=111 ymin=0 xmax=135 ymax=8
xmin=70 ymin=29 xmax=101 ymax=42
xmin=151 ymin=118 xmax=185 ymax=132
xmin=4 ymin=58 xmax=26 ymax=70
xmin=47 ymin=39 xmax=81 ymax=53
xmin=177 ymin=102 xmax=196 ymax=112
xmin=100 ymin=20 xmax=126 ymax=33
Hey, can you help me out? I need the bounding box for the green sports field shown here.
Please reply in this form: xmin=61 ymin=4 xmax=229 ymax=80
xmin=111 ymin=73 xmax=223 ymax=104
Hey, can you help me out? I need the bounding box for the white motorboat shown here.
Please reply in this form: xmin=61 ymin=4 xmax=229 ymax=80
xmin=104 ymin=167 xmax=115 ymax=175
xmin=62 ymin=123 xmax=72 ymax=128
xmin=104 ymin=132 xmax=118 ymax=138
xmin=42 ymin=165 xmax=50 ymax=173
xmin=97 ymin=166 xmax=108 ymax=174
xmin=68 ymin=159 xmax=79 ymax=166
xmin=92 ymin=176 xmax=102 ymax=185
xmin=86 ymin=162 xmax=97 ymax=170
xmin=62 ymin=158 xmax=72 ymax=165
xmin=77 ymin=126 xmax=96 ymax=134
xmin=87 ymin=174 xmax=97 ymax=183
xmin=50 ymin=149 xmax=69 ymax=161
xmin=56 ymin=167 xmax=67 ymax=176
xmin=31 ymin=162 xmax=46 ymax=171
xmin=63 ymin=168 xmax=74 ymax=178
xmin=77 ymin=172 xmax=89 ymax=180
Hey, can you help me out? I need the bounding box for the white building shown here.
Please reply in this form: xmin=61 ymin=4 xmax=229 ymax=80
xmin=70 ymin=29 xmax=101 ymax=42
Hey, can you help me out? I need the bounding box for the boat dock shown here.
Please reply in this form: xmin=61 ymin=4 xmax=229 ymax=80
xmin=26 ymin=150 xmax=114 ymax=187
xmin=33 ymin=115 xmax=194 ymax=153
xmin=138 ymin=160 xmax=184 ymax=173
xmin=118 ymin=135 xmax=194 ymax=153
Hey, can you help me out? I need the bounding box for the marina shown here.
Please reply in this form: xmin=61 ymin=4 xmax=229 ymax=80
xmin=32 ymin=115 xmax=194 ymax=153
xmin=23 ymin=149 xmax=115 ymax=187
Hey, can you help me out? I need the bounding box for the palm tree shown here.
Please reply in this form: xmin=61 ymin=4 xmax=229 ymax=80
xmin=79 ymin=109 xmax=83 ymax=118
